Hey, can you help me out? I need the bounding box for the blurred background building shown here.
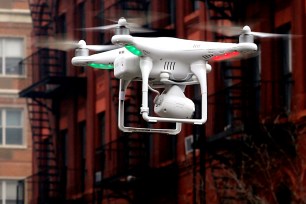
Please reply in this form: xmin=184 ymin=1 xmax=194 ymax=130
xmin=0 ymin=0 xmax=33 ymax=204
xmin=19 ymin=0 xmax=306 ymax=203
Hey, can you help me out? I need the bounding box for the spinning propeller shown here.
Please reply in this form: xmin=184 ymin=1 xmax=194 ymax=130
xmin=230 ymin=25 xmax=293 ymax=38
xmin=195 ymin=24 xmax=294 ymax=61
xmin=74 ymin=40 xmax=119 ymax=52
xmin=82 ymin=17 xmax=154 ymax=34
xmin=35 ymin=35 xmax=118 ymax=52
xmin=200 ymin=24 xmax=296 ymax=39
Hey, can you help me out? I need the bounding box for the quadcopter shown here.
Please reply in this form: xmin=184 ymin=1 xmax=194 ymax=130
xmin=70 ymin=17 xmax=287 ymax=135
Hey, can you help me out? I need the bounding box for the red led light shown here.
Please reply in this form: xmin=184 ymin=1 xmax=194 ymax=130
xmin=211 ymin=51 xmax=240 ymax=61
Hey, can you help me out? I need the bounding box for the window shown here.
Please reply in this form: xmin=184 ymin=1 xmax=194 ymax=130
xmin=168 ymin=0 xmax=176 ymax=25
xmin=277 ymin=24 xmax=292 ymax=112
xmin=0 ymin=38 xmax=24 ymax=76
xmin=78 ymin=121 xmax=86 ymax=192
xmin=0 ymin=108 xmax=24 ymax=146
xmin=98 ymin=112 xmax=105 ymax=147
xmin=60 ymin=130 xmax=68 ymax=168
xmin=0 ymin=180 xmax=24 ymax=204
xmin=60 ymin=130 xmax=68 ymax=190
xmin=75 ymin=3 xmax=86 ymax=74
xmin=185 ymin=135 xmax=194 ymax=155
xmin=55 ymin=14 xmax=67 ymax=76
xmin=281 ymin=29 xmax=292 ymax=112
xmin=192 ymin=0 xmax=200 ymax=11
xmin=78 ymin=3 xmax=86 ymax=40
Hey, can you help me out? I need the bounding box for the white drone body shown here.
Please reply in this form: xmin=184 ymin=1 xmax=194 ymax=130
xmin=71 ymin=19 xmax=258 ymax=134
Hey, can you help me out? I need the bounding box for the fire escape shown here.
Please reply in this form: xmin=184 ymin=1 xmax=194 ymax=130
xmin=20 ymin=1 xmax=85 ymax=203
xmin=94 ymin=1 xmax=178 ymax=203
xmin=94 ymin=76 xmax=150 ymax=202
xmin=204 ymin=0 xmax=260 ymax=203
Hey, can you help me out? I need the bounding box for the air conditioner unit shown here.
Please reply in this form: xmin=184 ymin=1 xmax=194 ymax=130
xmin=95 ymin=171 xmax=102 ymax=183
xmin=184 ymin=135 xmax=194 ymax=155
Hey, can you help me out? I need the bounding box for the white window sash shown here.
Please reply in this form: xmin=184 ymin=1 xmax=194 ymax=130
xmin=0 ymin=38 xmax=24 ymax=76
xmin=0 ymin=39 xmax=4 ymax=75
xmin=2 ymin=181 xmax=6 ymax=204
xmin=0 ymin=109 xmax=24 ymax=146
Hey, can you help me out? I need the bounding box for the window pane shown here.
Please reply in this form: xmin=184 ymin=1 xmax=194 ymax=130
xmin=6 ymin=180 xmax=18 ymax=200
xmin=0 ymin=110 xmax=2 ymax=144
xmin=6 ymin=128 xmax=23 ymax=145
xmin=0 ymin=38 xmax=3 ymax=75
xmin=0 ymin=181 xmax=2 ymax=199
xmin=16 ymin=180 xmax=24 ymax=204
xmin=0 ymin=39 xmax=2 ymax=56
xmin=0 ymin=58 xmax=2 ymax=74
xmin=6 ymin=110 xmax=22 ymax=126
xmin=0 ymin=110 xmax=2 ymax=125
xmin=7 ymin=201 xmax=17 ymax=204
xmin=5 ymin=38 xmax=23 ymax=57
xmin=5 ymin=57 xmax=23 ymax=75
xmin=0 ymin=128 xmax=2 ymax=145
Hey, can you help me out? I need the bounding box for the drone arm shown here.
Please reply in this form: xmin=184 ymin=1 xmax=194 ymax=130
xmin=71 ymin=48 xmax=125 ymax=67
xmin=190 ymin=60 xmax=207 ymax=124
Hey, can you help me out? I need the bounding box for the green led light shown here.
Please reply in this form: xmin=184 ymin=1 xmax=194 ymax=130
xmin=88 ymin=63 xmax=114 ymax=69
xmin=125 ymin=45 xmax=142 ymax=56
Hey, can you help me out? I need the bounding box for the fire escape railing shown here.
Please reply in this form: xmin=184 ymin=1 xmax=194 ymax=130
xmin=22 ymin=48 xmax=66 ymax=81
xmin=94 ymin=134 xmax=149 ymax=203
xmin=95 ymin=135 xmax=149 ymax=181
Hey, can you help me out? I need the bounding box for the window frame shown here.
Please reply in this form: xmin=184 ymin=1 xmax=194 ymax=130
xmin=0 ymin=108 xmax=25 ymax=148
xmin=0 ymin=37 xmax=25 ymax=77
xmin=281 ymin=28 xmax=292 ymax=112
xmin=0 ymin=179 xmax=25 ymax=204
xmin=276 ymin=24 xmax=292 ymax=113
xmin=192 ymin=0 xmax=201 ymax=11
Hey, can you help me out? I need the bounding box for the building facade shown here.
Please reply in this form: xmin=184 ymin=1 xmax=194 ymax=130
xmin=0 ymin=0 xmax=33 ymax=204
xmin=21 ymin=0 xmax=306 ymax=203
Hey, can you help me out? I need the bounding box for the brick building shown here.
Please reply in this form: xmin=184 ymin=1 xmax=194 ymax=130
xmin=21 ymin=0 xmax=306 ymax=204
xmin=0 ymin=0 xmax=33 ymax=203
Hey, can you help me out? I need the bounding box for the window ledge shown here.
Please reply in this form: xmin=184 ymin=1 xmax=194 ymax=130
xmin=0 ymin=89 xmax=20 ymax=97
xmin=0 ymin=145 xmax=27 ymax=149
xmin=0 ymin=75 xmax=27 ymax=78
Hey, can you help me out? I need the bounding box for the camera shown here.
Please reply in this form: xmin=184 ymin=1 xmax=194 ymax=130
xmin=154 ymin=85 xmax=195 ymax=119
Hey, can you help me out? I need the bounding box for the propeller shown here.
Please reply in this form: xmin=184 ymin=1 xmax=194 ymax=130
xmin=239 ymin=25 xmax=294 ymax=38
xmin=198 ymin=24 xmax=297 ymax=39
xmin=35 ymin=35 xmax=118 ymax=51
xmin=81 ymin=17 xmax=155 ymax=33
xmin=75 ymin=40 xmax=119 ymax=51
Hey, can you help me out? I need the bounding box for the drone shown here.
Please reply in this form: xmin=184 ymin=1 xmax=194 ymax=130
xmin=70 ymin=17 xmax=287 ymax=134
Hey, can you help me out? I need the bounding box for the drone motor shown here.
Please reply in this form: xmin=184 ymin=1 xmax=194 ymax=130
xmin=74 ymin=40 xmax=89 ymax=56
xmin=239 ymin=26 xmax=254 ymax=43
